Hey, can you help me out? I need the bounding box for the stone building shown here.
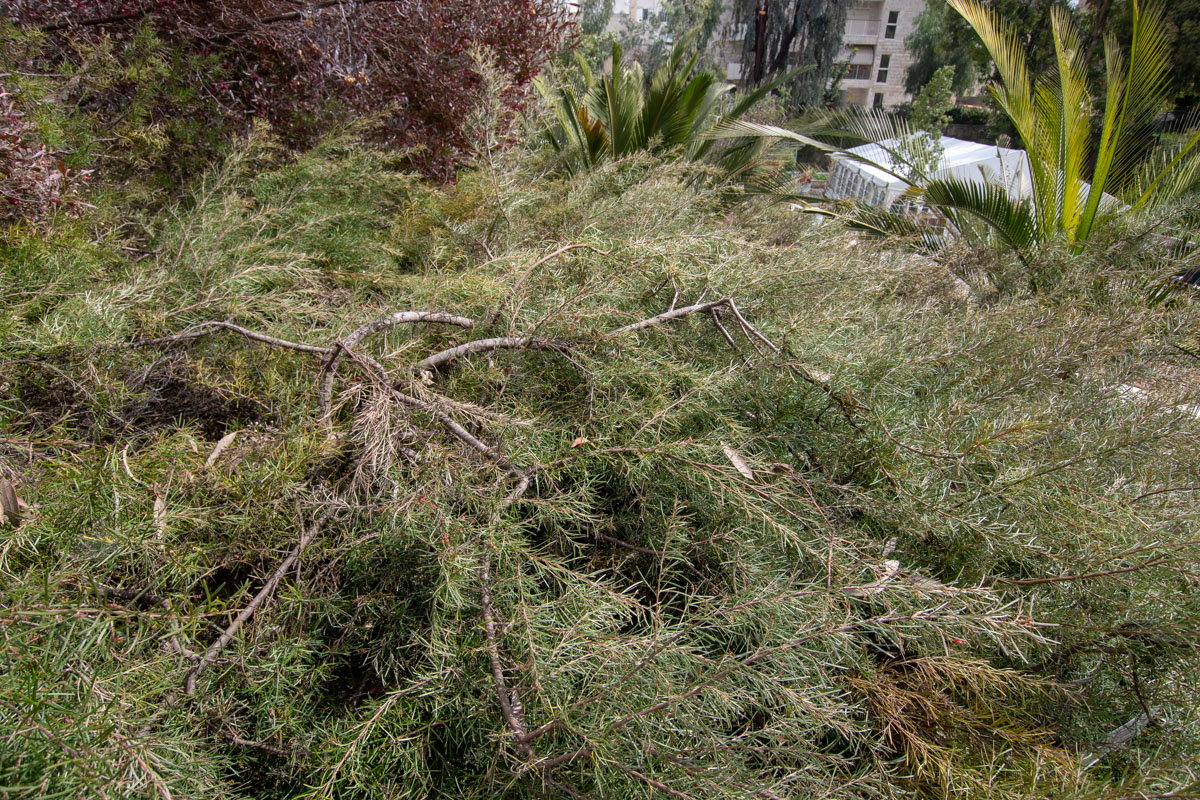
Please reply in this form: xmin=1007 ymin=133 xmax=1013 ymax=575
xmin=602 ymin=0 xmax=928 ymax=110
xmin=838 ymin=0 xmax=926 ymax=109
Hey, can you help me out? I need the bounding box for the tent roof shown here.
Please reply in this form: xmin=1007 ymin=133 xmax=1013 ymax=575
xmin=832 ymin=136 xmax=1022 ymax=186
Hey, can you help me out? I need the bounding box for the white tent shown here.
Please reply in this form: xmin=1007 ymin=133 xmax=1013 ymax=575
xmin=824 ymin=136 xmax=1033 ymax=209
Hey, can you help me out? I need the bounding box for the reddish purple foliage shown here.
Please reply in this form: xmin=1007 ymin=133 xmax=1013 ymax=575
xmin=0 ymin=84 xmax=89 ymax=224
xmin=8 ymin=1 xmax=574 ymax=180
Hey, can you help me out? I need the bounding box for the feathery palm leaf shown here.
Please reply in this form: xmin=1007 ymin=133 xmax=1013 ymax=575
xmin=947 ymin=0 xmax=1196 ymax=249
xmin=538 ymin=34 xmax=798 ymax=185
xmin=922 ymin=177 xmax=1038 ymax=251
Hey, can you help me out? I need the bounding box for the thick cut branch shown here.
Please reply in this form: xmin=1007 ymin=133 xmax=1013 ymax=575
xmin=185 ymin=506 xmax=336 ymax=695
xmin=416 ymin=337 xmax=570 ymax=373
xmin=320 ymin=311 xmax=478 ymax=411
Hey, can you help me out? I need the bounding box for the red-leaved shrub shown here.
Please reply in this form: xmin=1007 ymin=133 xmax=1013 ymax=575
xmin=0 ymin=85 xmax=88 ymax=224
xmin=7 ymin=1 xmax=573 ymax=180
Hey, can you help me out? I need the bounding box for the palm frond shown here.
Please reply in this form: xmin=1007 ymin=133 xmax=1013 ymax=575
xmin=1079 ymin=2 xmax=1175 ymax=239
xmin=921 ymin=177 xmax=1038 ymax=251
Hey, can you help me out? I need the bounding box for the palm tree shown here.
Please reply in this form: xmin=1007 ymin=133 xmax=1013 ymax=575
xmin=718 ymin=0 xmax=1200 ymax=254
xmin=536 ymin=34 xmax=797 ymax=182
xmin=936 ymin=0 xmax=1199 ymax=249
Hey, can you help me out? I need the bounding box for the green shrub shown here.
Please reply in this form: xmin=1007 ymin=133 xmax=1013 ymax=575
xmin=1 ymin=134 xmax=1197 ymax=799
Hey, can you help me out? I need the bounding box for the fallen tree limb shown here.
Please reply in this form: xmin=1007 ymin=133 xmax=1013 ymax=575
xmin=134 ymin=321 xmax=333 ymax=356
xmin=185 ymin=505 xmax=336 ymax=695
xmin=320 ymin=311 xmax=478 ymax=411
xmin=416 ymin=337 xmax=571 ymax=373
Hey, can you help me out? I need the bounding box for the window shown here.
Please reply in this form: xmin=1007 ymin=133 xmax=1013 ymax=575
xmin=884 ymin=10 xmax=898 ymax=39
xmin=873 ymin=92 xmax=885 ymax=109
xmin=639 ymin=7 xmax=650 ymax=20
xmin=847 ymin=64 xmax=871 ymax=80
xmin=876 ymin=54 xmax=890 ymax=83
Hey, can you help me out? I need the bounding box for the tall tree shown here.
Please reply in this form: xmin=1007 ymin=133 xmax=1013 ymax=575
xmin=733 ymin=0 xmax=854 ymax=107
xmin=905 ymin=0 xmax=1073 ymax=97
xmin=904 ymin=0 xmax=980 ymax=95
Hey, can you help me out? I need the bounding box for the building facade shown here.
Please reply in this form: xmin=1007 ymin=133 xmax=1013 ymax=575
xmin=837 ymin=0 xmax=925 ymax=109
xmin=604 ymin=0 xmax=927 ymax=110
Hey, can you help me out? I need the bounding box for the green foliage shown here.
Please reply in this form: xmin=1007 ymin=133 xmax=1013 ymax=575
xmin=904 ymin=0 xmax=981 ymax=96
xmin=1 ymin=124 xmax=1199 ymax=799
xmin=731 ymin=0 xmax=855 ymax=107
xmin=0 ymin=20 xmax=234 ymax=206
xmin=946 ymin=0 xmax=1200 ymax=247
xmin=910 ymin=65 xmax=957 ymax=135
xmin=1107 ymin=0 xmax=1200 ymax=112
xmin=537 ymin=35 xmax=790 ymax=183
xmin=746 ymin=1 xmax=1200 ymax=260
xmin=903 ymin=65 xmax=958 ymax=177
xmin=609 ymin=0 xmax=727 ymax=80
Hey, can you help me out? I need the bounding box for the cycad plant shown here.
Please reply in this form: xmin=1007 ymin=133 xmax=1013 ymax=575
xmin=938 ymin=0 xmax=1200 ymax=249
xmin=723 ymin=0 xmax=1200 ymax=254
xmin=537 ymin=34 xmax=792 ymax=181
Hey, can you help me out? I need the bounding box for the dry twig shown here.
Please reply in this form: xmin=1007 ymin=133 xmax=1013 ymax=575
xmin=185 ymin=505 xmax=337 ymax=695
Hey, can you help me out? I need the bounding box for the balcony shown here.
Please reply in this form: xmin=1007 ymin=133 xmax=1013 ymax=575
xmin=844 ymin=18 xmax=881 ymax=40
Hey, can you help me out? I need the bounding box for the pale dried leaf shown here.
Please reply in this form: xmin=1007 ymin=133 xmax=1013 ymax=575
xmin=205 ymin=431 xmax=239 ymax=470
xmin=721 ymin=443 xmax=754 ymax=480
xmin=153 ymin=491 xmax=167 ymax=539
xmin=0 ymin=478 xmax=20 ymax=526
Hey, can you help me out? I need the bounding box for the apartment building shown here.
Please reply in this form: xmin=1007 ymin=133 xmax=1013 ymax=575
xmin=604 ymin=0 xmax=926 ymax=110
xmin=838 ymin=0 xmax=924 ymax=109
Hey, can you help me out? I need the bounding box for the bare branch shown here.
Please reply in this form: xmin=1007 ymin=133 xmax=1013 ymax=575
xmin=135 ymin=321 xmax=333 ymax=356
xmin=509 ymin=243 xmax=612 ymax=298
xmin=415 ymin=337 xmax=571 ymax=373
xmin=480 ymin=547 xmax=532 ymax=751
xmin=708 ymin=309 xmax=740 ymax=350
xmin=320 ymin=311 xmax=478 ymax=411
xmin=995 ymin=558 xmax=1171 ymax=586
xmin=185 ymin=505 xmax=337 ymax=695
xmin=608 ymin=299 xmax=733 ymax=335
xmin=726 ymin=300 xmax=781 ymax=353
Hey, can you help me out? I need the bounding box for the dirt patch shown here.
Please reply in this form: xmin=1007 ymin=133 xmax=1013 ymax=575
xmin=121 ymin=358 xmax=261 ymax=440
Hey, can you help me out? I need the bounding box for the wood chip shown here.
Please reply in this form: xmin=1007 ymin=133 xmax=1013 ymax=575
xmin=571 ymin=436 xmax=590 ymax=448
